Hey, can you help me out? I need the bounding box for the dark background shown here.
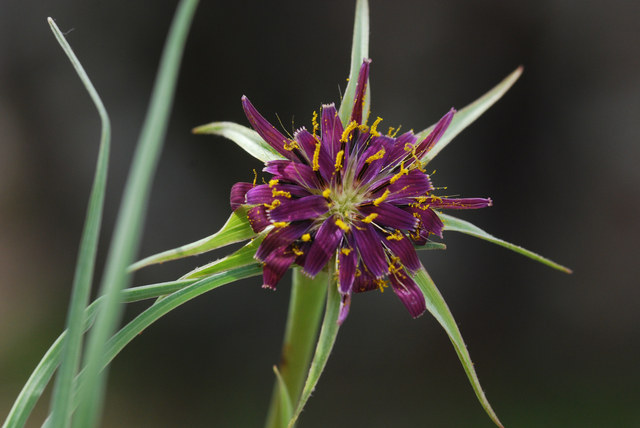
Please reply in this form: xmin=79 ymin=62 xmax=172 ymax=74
xmin=1 ymin=1 xmax=639 ymax=427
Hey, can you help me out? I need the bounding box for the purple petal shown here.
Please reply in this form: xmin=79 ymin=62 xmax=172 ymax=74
xmin=242 ymin=96 xmax=299 ymax=161
xmin=321 ymin=103 xmax=344 ymax=161
xmin=354 ymin=137 xmax=390 ymax=184
xmin=337 ymin=292 xmax=352 ymax=325
xmin=410 ymin=207 xmax=444 ymax=239
xmin=268 ymin=195 xmax=329 ymax=222
xmin=415 ymin=108 xmax=456 ymax=159
xmin=303 ymin=216 xmax=344 ymax=276
xmin=338 ymin=244 xmax=358 ymax=294
xmin=230 ymin=182 xmax=253 ymax=210
xmin=350 ymin=59 xmax=372 ymax=125
xmin=358 ymin=203 xmax=418 ymax=230
xmin=385 ymin=131 xmax=418 ymax=166
xmin=292 ymin=128 xmax=334 ymax=182
xmin=369 ymin=169 xmax=433 ymax=204
xmin=427 ymin=196 xmax=493 ymax=210
xmin=256 ymin=221 xmax=312 ymax=261
xmin=388 ymin=268 xmax=426 ymax=318
xmin=247 ymin=205 xmax=271 ymax=233
xmin=264 ymin=160 xmax=321 ymax=190
xmin=352 ymin=222 xmax=388 ymax=278
xmin=262 ymin=247 xmax=297 ymax=290
xmin=353 ymin=262 xmax=379 ymax=293
xmin=380 ymin=230 xmax=422 ymax=272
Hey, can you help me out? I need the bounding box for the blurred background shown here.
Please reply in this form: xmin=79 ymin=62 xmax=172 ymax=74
xmin=1 ymin=0 xmax=639 ymax=426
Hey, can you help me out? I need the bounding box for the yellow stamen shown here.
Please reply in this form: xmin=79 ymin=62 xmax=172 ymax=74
xmin=334 ymin=150 xmax=345 ymax=171
xmin=335 ymin=218 xmax=350 ymax=232
xmin=312 ymin=111 xmax=319 ymax=137
xmin=365 ymin=148 xmax=386 ymax=164
xmin=252 ymin=169 xmax=258 ymax=186
xmin=322 ymin=188 xmax=331 ymax=198
xmin=358 ymin=124 xmax=369 ymax=133
xmin=373 ymin=190 xmax=390 ymax=206
xmin=312 ymin=141 xmax=321 ymax=171
xmin=389 ymin=162 xmax=409 ymax=184
xmin=264 ymin=199 xmax=281 ymax=210
xmin=376 ymin=278 xmax=388 ymax=293
xmin=340 ymin=121 xmax=359 ymax=143
xmin=268 ymin=178 xmax=279 ymax=187
xmin=369 ymin=116 xmax=383 ymax=137
xmin=272 ymin=221 xmax=289 ymax=228
xmin=341 ymin=248 xmax=352 ymax=256
xmin=283 ymin=139 xmax=299 ymax=151
xmin=272 ymin=189 xmax=291 ymax=198
xmin=386 ymin=230 xmax=404 ymax=241
xmin=362 ymin=213 xmax=378 ymax=223
xmin=301 ymin=233 xmax=311 ymax=242
xmin=291 ymin=246 xmax=304 ymax=256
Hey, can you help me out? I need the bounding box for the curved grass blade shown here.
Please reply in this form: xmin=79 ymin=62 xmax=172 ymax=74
xmin=272 ymin=366 xmax=293 ymax=428
xmin=412 ymin=268 xmax=503 ymax=428
xmin=417 ymin=67 xmax=523 ymax=164
xmin=2 ymin=278 xmax=196 ymax=428
xmin=193 ymin=121 xmax=285 ymax=163
xmin=180 ymin=234 xmax=264 ymax=279
xmin=337 ymin=0 xmax=370 ymax=127
xmin=130 ymin=206 xmax=255 ymax=271
xmin=74 ymin=1 xmax=199 ymax=426
xmin=287 ymin=270 xmax=340 ymax=428
xmin=439 ymin=212 xmax=572 ymax=273
xmin=45 ymin=18 xmax=112 ymax=428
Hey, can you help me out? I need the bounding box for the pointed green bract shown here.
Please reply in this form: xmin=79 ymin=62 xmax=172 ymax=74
xmin=439 ymin=212 xmax=572 ymax=273
xmin=417 ymin=67 xmax=523 ymax=164
xmin=130 ymin=207 xmax=255 ymax=271
xmin=412 ymin=268 xmax=504 ymax=428
xmin=338 ymin=0 xmax=370 ymax=127
xmin=414 ymin=241 xmax=447 ymax=251
xmin=193 ymin=121 xmax=285 ymax=163
xmin=288 ymin=270 xmax=340 ymax=428
xmin=272 ymin=366 xmax=294 ymax=428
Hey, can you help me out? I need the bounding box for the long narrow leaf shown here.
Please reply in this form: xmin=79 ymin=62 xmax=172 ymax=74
xmin=272 ymin=366 xmax=293 ymax=428
xmin=412 ymin=268 xmax=503 ymax=428
xmin=417 ymin=67 xmax=523 ymax=164
xmin=193 ymin=121 xmax=284 ymax=163
xmin=439 ymin=212 xmax=572 ymax=273
xmin=288 ymin=271 xmax=340 ymax=428
xmin=131 ymin=207 xmax=255 ymax=271
xmin=2 ymin=278 xmax=196 ymax=428
xmin=337 ymin=0 xmax=370 ymax=127
xmin=73 ymin=1 xmax=199 ymax=426
xmin=45 ymin=18 xmax=112 ymax=428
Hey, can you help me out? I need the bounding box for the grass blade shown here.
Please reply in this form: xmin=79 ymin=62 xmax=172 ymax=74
xmin=45 ymin=18 xmax=112 ymax=428
xmin=412 ymin=267 xmax=503 ymax=428
xmin=439 ymin=212 xmax=572 ymax=273
xmin=337 ymin=0 xmax=370 ymax=127
xmin=73 ymin=1 xmax=199 ymax=426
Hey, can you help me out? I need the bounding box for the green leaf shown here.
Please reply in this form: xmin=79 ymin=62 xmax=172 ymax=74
xmin=272 ymin=366 xmax=293 ymax=428
xmin=73 ymin=1 xmax=200 ymax=426
xmin=439 ymin=212 xmax=572 ymax=274
xmin=288 ymin=269 xmax=340 ymax=428
xmin=412 ymin=268 xmax=503 ymax=428
xmin=338 ymin=0 xmax=370 ymax=127
xmin=180 ymin=234 xmax=264 ymax=279
xmin=193 ymin=121 xmax=285 ymax=163
xmin=45 ymin=18 xmax=112 ymax=428
xmin=414 ymin=241 xmax=447 ymax=251
xmin=130 ymin=206 xmax=255 ymax=271
xmin=416 ymin=67 xmax=523 ymax=164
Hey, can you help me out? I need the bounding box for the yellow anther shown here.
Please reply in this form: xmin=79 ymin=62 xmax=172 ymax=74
xmin=362 ymin=213 xmax=378 ymax=223
xmin=252 ymin=169 xmax=258 ymax=186
xmin=386 ymin=230 xmax=404 ymax=241
xmin=312 ymin=111 xmax=319 ymax=137
xmin=263 ymin=199 xmax=281 ymax=210
xmin=322 ymin=188 xmax=331 ymax=198
xmin=376 ymin=278 xmax=388 ymax=293
xmin=335 ymin=218 xmax=351 ymax=232
xmin=340 ymin=121 xmax=359 ymax=143
xmin=369 ymin=116 xmax=383 ymax=137
xmin=334 ymin=150 xmax=345 ymax=171
xmin=312 ymin=141 xmax=321 ymax=171
xmin=341 ymin=248 xmax=352 ymax=256
xmin=291 ymin=246 xmax=304 ymax=256
xmin=268 ymin=178 xmax=279 ymax=187
xmin=373 ymin=190 xmax=390 ymax=206
xmin=301 ymin=233 xmax=311 ymax=242
xmin=389 ymin=162 xmax=409 ymax=184
xmin=283 ymin=139 xmax=299 ymax=151
xmin=272 ymin=221 xmax=289 ymax=228
xmin=365 ymin=148 xmax=386 ymax=164
xmin=358 ymin=124 xmax=369 ymax=133
xmin=272 ymin=189 xmax=291 ymax=198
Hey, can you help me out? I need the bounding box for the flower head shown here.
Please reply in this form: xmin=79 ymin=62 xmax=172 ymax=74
xmin=231 ymin=59 xmax=491 ymax=323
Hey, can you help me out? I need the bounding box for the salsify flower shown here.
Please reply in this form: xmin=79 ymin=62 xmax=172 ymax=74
xmin=231 ymin=59 xmax=491 ymax=323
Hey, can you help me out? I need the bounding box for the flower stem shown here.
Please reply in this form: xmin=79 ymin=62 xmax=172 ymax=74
xmin=265 ymin=267 xmax=328 ymax=428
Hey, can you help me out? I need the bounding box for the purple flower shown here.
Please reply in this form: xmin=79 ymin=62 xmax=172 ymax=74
xmin=231 ymin=59 xmax=491 ymax=323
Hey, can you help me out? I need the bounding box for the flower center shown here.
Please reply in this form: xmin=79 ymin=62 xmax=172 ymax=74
xmin=327 ymin=185 xmax=363 ymax=222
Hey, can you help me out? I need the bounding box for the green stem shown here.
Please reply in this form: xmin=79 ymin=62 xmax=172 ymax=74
xmin=265 ymin=268 xmax=328 ymax=428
